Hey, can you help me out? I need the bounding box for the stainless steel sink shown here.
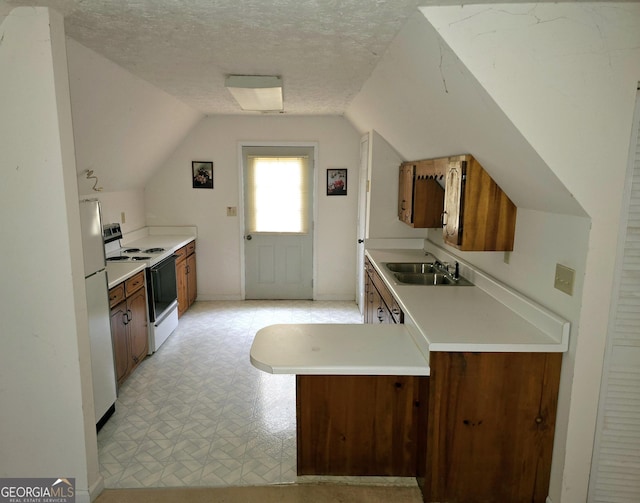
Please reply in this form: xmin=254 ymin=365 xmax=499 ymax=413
xmin=385 ymin=262 xmax=437 ymax=274
xmin=392 ymin=271 xmax=474 ymax=286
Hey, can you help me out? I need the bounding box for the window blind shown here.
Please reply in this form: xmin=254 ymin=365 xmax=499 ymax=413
xmin=245 ymin=156 xmax=310 ymax=234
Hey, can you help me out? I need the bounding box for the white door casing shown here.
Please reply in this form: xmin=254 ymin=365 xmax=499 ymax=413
xmin=356 ymin=133 xmax=370 ymax=314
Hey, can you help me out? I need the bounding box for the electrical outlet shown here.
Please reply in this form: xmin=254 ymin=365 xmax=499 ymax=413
xmin=227 ymin=206 xmax=237 ymax=217
xmin=121 ymin=211 xmax=126 ymax=224
xmin=554 ymin=264 xmax=575 ymax=296
xmin=503 ymin=251 xmax=511 ymax=264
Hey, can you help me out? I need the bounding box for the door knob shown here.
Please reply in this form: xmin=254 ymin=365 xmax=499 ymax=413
xmin=246 ymin=234 xmax=252 ymax=240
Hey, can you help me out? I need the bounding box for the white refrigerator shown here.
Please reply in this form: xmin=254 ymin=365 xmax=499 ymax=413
xmin=79 ymin=199 xmax=117 ymax=427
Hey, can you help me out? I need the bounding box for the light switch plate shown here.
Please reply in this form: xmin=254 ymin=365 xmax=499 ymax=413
xmin=227 ymin=206 xmax=237 ymax=217
xmin=554 ymin=264 xmax=575 ymax=296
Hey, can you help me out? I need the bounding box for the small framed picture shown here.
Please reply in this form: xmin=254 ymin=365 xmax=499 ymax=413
xmin=192 ymin=161 xmax=213 ymax=189
xmin=327 ymin=168 xmax=347 ymax=196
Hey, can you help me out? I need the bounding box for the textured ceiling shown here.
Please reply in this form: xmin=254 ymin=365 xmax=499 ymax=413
xmin=0 ymin=0 xmax=605 ymax=115
xmin=1 ymin=0 xmax=425 ymax=114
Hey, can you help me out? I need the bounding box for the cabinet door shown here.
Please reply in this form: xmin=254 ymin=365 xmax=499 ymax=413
xmin=186 ymin=253 xmax=197 ymax=307
xmin=371 ymin=287 xmax=392 ymax=324
xmin=398 ymin=164 xmax=414 ymax=224
xmin=297 ymin=375 xmax=422 ymax=476
xmin=443 ymin=160 xmax=464 ymax=247
xmin=176 ymin=258 xmax=188 ymax=317
xmin=110 ymin=301 xmax=130 ymax=386
xmin=423 ymin=352 xmax=562 ymax=503
xmin=127 ymin=287 xmax=148 ymax=367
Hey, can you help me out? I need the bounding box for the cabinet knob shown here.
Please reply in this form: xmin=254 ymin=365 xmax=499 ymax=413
xmin=535 ymin=416 xmax=543 ymax=424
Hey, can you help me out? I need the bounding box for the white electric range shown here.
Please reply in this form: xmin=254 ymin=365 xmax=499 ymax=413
xmin=103 ymin=224 xmax=179 ymax=353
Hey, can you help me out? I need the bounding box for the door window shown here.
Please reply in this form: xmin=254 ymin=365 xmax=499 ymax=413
xmin=245 ymin=156 xmax=310 ymax=234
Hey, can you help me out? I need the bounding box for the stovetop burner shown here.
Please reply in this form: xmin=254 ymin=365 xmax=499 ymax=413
xmin=123 ymin=248 xmax=141 ymax=253
xmin=144 ymin=248 xmax=165 ymax=253
xmin=131 ymin=256 xmax=151 ymax=261
xmin=106 ymin=256 xmax=129 ymax=261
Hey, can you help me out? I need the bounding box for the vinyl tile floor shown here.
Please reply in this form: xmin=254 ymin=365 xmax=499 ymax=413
xmin=98 ymin=300 xmax=414 ymax=489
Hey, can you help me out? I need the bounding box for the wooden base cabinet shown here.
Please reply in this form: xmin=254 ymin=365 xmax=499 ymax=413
xmin=296 ymin=375 xmax=424 ymax=476
xmin=176 ymin=240 xmax=197 ymax=317
xmin=364 ymin=257 xmax=403 ymax=324
xmin=108 ymin=271 xmax=148 ymax=387
xmin=294 ymin=351 xmax=561 ymax=502
xmin=419 ymin=351 xmax=562 ymax=503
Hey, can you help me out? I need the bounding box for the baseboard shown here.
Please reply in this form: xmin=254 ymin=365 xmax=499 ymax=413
xmin=194 ymin=294 xmax=243 ymax=301
xmin=88 ymin=474 xmax=105 ymax=502
xmin=312 ymin=295 xmax=356 ymax=301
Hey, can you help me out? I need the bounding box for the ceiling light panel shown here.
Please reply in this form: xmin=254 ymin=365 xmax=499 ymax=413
xmin=225 ymin=75 xmax=283 ymax=112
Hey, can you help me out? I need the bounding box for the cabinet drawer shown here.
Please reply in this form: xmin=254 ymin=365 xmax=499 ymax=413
xmin=174 ymin=245 xmax=187 ymax=262
xmin=186 ymin=240 xmax=196 ymax=255
xmin=125 ymin=271 xmax=145 ymax=296
xmin=371 ymin=272 xmax=403 ymax=323
xmin=108 ymin=284 xmax=125 ymax=308
xmin=366 ymin=258 xmax=403 ymax=324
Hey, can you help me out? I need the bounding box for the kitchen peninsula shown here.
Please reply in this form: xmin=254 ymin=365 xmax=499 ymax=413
xmin=250 ymin=245 xmax=569 ymax=503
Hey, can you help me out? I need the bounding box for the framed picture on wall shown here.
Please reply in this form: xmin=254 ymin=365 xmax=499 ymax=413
xmin=192 ymin=161 xmax=214 ymax=189
xmin=327 ymin=168 xmax=347 ymax=196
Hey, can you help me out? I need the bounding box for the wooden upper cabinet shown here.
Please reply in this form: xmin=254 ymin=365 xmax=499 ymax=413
xmin=399 ymin=154 xmax=516 ymax=250
xmin=398 ymin=160 xmax=445 ymax=228
xmin=398 ymin=163 xmax=415 ymax=225
xmin=442 ymin=155 xmax=516 ymax=251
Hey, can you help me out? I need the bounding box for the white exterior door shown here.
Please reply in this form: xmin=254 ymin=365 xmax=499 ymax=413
xmin=243 ymin=146 xmax=314 ymax=299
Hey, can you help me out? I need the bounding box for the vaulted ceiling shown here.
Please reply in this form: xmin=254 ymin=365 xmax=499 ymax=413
xmin=0 ymin=0 xmax=594 ymax=115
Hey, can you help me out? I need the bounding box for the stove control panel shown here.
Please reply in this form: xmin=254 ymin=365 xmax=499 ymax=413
xmin=103 ymin=223 xmax=123 ymax=244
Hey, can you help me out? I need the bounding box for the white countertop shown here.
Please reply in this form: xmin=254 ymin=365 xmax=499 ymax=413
xmin=250 ymin=324 xmax=429 ymax=375
xmin=106 ymin=262 xmax=147 ymax=289
xmin=366 ymin=248 xmax=569 ymax=353
xmin=106 ymin=229 xmax=196 ymax=289
xmin=249 ymin=246 xmax=570 ymax=377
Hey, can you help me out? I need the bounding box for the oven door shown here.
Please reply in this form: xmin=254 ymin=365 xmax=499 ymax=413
xmin=148 ymin=255 xmax=178 ymax=322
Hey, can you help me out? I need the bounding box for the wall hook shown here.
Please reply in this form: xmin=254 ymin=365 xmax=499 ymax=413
xmin=85 ymin=169 xmax=103 ymax=192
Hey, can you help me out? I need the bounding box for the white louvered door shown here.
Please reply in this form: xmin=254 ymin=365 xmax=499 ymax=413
xmin=588 ymin=90 xmax=640 ymax=503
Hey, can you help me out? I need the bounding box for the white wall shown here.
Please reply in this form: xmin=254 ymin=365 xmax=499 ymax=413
xmin=0 ymin=7 xmax=99 ymax=501
xmin=366 ymin=130 xmax=429 ymax=240
xmin=421 ymin=5 xmax=640 ymax=502
xmin=346 ymin=12 xmax=585 ymax=218
xmin=67 ymin=38 xmax=202 ymax=193
xmin=82 ymin=189 xmax=146 ymax=235
xmin=145 ymin=115 xmax=361 ymax=300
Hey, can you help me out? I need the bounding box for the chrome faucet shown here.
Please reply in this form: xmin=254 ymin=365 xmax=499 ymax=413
xmin=435 ymin=259 xmax=460 ymax=282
